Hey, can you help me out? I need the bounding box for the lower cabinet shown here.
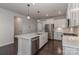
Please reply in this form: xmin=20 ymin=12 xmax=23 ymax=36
xmin=54 ymin=32 xmax=63 ymax=40
xmin=63 ymin=35 xmax=79 ymax=55
xmin=63 ymin=46 xmax=79 ymax=55
xmin=39 ymin=33 xmax=48 ymax=49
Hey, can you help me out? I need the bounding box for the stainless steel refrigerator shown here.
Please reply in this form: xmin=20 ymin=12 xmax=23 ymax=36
xmin=45 ymin=24 xmax=54 ymax=40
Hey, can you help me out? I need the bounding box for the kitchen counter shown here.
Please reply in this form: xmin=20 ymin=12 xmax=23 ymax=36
xmin=15 ymin=33 xmax=39 ymax=55
xmin=63 ymin=35 xmax=79 ymax=48
xmin=63 ymin=35 xmax=79 ymax=55
xmin=15 ymin=33 xmax=39 ymax=39
xmin=63 ymin=33 xmax=78 ymax=36
xmin=15 ymin=32 xmax=48 ymax=55
xmin=62 ymin=27 xmax=79 ymax=54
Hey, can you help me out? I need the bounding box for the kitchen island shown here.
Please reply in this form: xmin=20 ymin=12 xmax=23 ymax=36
xmin=15 ymin=32 xmax=48 ymax=55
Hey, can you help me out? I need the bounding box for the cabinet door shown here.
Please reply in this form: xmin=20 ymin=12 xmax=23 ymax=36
xmin=69 ymin=4 xmax=75 ymax=26
xmin=31 ymin=37 xmax=39 ymax=54
xmin=43 ymin=33 xmax=48 ymax=44
xmin=54 ymin=32 xmax=62 ymax=40
xmin=54 ymin=32 xmax=58 ymax=39
xmin=67 ymin=3 xmax=79 ymax=26
xmin=57 ymin=32 xmax=62 ymax=40
xmin=39 ymin=35 xmax=44 ymax=48
xmin=63 ymin=46 xmax=79 ymax=55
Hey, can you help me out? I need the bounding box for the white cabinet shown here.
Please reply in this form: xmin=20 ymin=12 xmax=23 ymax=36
xmin=39 ymin=32 xmax=48 ymax=49
xmin=18 ymin=38 xmax=31 ymax=55
xmin=54 ymin=32 xmax=62 ymax=40
xmin=63 ymin=36 xmax=79 ymax=48
xmin=54 ymin=19 xmax=66 ymax=28
xmin=16 ymin=33 xmax=39 ymax=55
xmin=43 ymin=33 xmax=48 ymax=45
xmin=39 ymin=34 xmax=44 ymax=48
xmin=63 ymin=46 xmax=79 ymax=55
xmin=67 ymin=3 xmax=79 ymax=26
xmin=63 ymin=35 xmax=79 ymax=55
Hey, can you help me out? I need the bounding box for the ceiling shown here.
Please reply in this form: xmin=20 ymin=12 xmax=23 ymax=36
xmin=0 ymin=3 xmax=68 ymax=19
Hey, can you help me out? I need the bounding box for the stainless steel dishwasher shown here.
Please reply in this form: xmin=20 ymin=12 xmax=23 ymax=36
xmin=31 ymin=36 xmax=39 ymax=55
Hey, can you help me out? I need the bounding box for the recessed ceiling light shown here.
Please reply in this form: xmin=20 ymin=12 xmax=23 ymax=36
xmin=46 ymin=14 xmax=48 ymax=16
xmin=32 ymin=3 xmax=35 ymax=5
xmin=58 ymin=11 xmax=61 ymax=15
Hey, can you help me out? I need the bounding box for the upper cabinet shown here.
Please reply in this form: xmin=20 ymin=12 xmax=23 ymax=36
xmin=67 ymin=3 xmax=79 ymax=26
xmin=54 ymin=19 xmax=66 ymax=28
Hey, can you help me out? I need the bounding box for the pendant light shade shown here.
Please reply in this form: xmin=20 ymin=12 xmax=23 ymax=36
xmin=27 ymin=4 xmax=31 ymax=19
xmin=37 ymin=10 xmax=40 ymax=19
xmin=37 ymin=10 xmax=41 ymax=22
xmin=27 ymin=15 xmax=30 ymax=19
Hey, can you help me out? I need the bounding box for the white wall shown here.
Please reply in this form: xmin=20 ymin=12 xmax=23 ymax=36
xmin=54 ymin=19 xmax=66 ymax=28
xmin=37 ymin=21 xmax=43 ymax=32
xmin=0 ymin=8 xmax=37 ymax=47
xmin=54 ymin=19 xmax=66 ymax=32
xmin=22 ymin=17 xmax=37 ymax=34
xmin=14 ymin=17 xmax=22 ymax=35
xmin=14 ymin=16 xmax=37 ymax=35
xmin=37 ymin=17 xmax=66 ymax=32
xmin=44 ymin=18 xmax=54 ymax=24
xmin=37 ymin=18 xmax=54 ymax=32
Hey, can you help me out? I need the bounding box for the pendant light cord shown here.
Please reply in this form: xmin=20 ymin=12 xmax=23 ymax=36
xmin=27 ymin=4 xmax=30 ymax=16
xmin=37 ymin=4 xmax=40 ymax=19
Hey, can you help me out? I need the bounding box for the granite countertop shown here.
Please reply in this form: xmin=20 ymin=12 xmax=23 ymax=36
xmin=63 ymin=35 xmax=79 ymax=49
xmin=15 ymin=32 xmax=48 ymax=39
xmin=63 ymin=33 xmax=78 ymax=36
xmin=15 ymin=33 xmax=39 ymax=39
xmin=63 ymin=27 xmax=79 ymax=36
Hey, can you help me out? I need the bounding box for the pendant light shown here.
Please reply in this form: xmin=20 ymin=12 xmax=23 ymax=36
xmin=27 ymin=4 xmax=31 ymax=19
xmin=37 ymin=10 xmax=40 ymax=22
xmin=37 ymin=10 xmax=40 ymax=19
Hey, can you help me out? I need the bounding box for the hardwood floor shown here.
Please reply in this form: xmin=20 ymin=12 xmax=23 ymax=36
xmin=0 ymin=38 xmax=18 ymax=55
xmin=37 ymin=40 xmax=63 ymax=55
xmin=0 ymin=44 xmax=17 ymax=55
xmin=0 ymin=39 xmax=63 ymax=55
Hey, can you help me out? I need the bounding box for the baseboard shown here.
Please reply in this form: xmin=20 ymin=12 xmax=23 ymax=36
xmin=0 ymin=41 xmax=14 ymax=47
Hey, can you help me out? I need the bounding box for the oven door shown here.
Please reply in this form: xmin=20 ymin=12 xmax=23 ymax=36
xmin=31 ymin=36 xmax=39 ymax=55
